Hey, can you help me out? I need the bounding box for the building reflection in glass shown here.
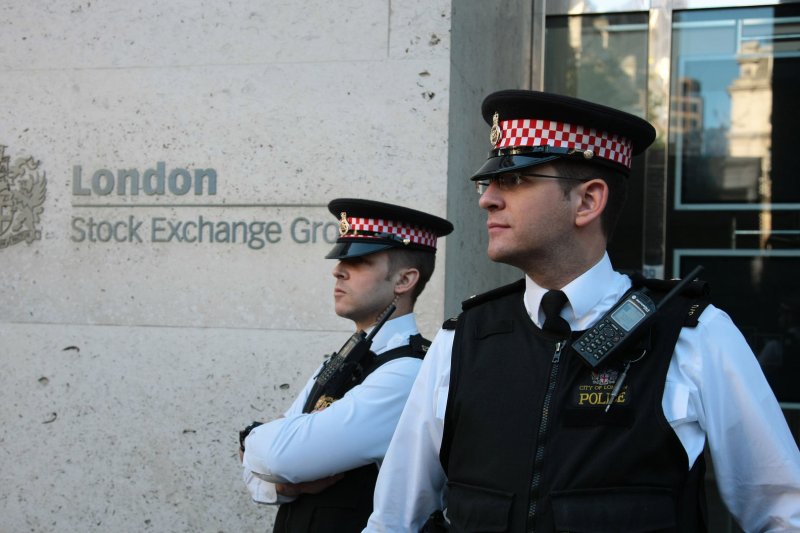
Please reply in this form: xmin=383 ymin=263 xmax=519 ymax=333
xmin=670 ymin=6 xmax=800 ymax=403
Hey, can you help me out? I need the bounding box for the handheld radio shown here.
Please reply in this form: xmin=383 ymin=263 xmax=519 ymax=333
xmin=573 ymin=265 xmax=704 ymax=369
xmin=302 ymin=303 xmax=396 ymax=413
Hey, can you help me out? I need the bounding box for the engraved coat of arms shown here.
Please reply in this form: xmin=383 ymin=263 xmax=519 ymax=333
xmin=0 ymin=145 xmax=47 ymax=249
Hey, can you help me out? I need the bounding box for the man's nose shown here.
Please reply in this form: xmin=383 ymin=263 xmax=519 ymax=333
xmin=478 ymin=182 xmax=503 ymax=210
xmin=332 ymin=262 xmax=348 ymax=279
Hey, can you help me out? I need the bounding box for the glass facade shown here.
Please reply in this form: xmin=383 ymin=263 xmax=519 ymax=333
xmin=544 ymin=12 xmax=651 ymax=270
xmin=671 ymin=7 xmax=800 ymax=210
xmin=543 ymin=2 xmax=800 ymax=406
xmin=669 ymin=5 xmax=800 ymax=405
xmin=544 ymin=13 xmax=649 ymax=118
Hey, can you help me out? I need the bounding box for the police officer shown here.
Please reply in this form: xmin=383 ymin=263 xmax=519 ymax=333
xmin=365 ymin=91 xmax=800 ymax=531
xmin=240 ymin=198 xmax=452 ymax=533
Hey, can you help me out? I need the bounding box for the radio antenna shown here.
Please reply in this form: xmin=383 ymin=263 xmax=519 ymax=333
xmin=656 ymin=265 xmax=704 ymax=310
xmin=365 ymin=303 xmax=396 ymax=342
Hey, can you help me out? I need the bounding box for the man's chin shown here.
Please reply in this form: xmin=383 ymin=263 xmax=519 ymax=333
xmin=486 ymin=246 xmax=512 ymax=264
xmin=333 ymin=302 xmax=350 ymax=320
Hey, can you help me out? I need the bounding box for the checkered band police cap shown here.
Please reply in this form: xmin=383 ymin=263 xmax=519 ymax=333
xmin=471 ymin=90 xmax=657 ymax=180
xmin=325 ymin=198 xmax=453 ymax=260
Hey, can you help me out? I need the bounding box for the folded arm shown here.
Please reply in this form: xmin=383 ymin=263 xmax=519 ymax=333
xmin=243 ymin=357 xmax=422 ymax=484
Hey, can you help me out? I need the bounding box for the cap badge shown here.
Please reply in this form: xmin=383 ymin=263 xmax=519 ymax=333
xmin=339 ymin=212 xmax=350 ymax=237
xmin=489 ymin=111 xmax=502 ymax=147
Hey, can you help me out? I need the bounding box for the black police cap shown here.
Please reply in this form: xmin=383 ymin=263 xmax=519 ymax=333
xmin=325 ymin=198 xmax=453 ymax=260
xmin=472 ymin=90 xmax=657 ymax=179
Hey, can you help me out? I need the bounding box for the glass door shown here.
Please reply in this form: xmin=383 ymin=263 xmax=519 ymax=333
xmin=668 ymin=5 xmax=800 ymax=404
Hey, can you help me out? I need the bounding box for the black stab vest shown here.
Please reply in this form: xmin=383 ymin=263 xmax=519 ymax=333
xmin=440 ymin=279 xmax=709 ymax=533
xmin=272 ymin=335 xmax=429 ymax=533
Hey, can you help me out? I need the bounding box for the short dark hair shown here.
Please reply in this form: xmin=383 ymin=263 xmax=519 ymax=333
xmin=386 ymin=249 xmax=436 ymax=303
xmin=551 ymin=159 xmax=628 ymax=242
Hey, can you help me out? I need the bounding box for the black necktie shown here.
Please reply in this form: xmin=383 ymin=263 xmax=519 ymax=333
xmin=541 ymin=290 xmax=571 ymax=338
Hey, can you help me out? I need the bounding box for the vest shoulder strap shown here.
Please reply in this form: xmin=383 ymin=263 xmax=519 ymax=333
xmin=461 ymin=279 xmax=526 ymax=311
xmin=629 ymin=273 xmax=712 ymax=327
xmin=360 ymin=334 xmax=431 ymax=380
xmin=629 ymin=272 xmax=710 ymax=299
xmin=442 ymin=280 xmax=526 ymax=330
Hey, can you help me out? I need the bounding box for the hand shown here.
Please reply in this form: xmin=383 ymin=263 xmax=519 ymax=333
xmin=275 ymin=473 xmax=345 ymax=497
xmin=239 ymin=416 xmax=280 ymax=463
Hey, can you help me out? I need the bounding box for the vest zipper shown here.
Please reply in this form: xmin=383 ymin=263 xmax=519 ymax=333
xmin=526 ymin=339 xmax=564 ymax=533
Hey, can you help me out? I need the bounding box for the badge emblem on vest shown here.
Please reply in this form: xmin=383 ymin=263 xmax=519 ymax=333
xmin=314 ymin=395 xmax=335 ymax=412
xmin=574 ymin=365 xmax=629 ymax=408
xmin=592 ymin=369 xmax=619 ymax=386
xmin=0 ymin=145 xmax=47 ymax=250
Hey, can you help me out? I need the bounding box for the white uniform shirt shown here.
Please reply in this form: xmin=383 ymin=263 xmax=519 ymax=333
xmin=242 ymin=313 xmax=423 ymax=505
xmin=366 ymin=255 xmax=800 ymax=532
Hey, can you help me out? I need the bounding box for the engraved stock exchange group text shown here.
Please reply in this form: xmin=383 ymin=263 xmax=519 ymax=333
xmin=71 ymin=163 xmax=339 ymax=250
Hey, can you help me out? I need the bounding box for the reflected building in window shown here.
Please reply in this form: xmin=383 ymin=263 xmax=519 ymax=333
xmin=670 ymin=77 xmax=704 ymax=157
xmin=728 ymin=40 xmax=774 ymax=247
xmin=545 ymin=13 xmax=648 ymax=118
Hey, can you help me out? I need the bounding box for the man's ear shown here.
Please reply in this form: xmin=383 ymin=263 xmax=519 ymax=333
xmin=574 ymin=178 xmax=608 ymax=229
xmin=393 ymin=268 xmax=420 ymax=296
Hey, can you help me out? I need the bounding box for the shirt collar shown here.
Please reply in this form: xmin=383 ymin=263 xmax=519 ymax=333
xmin=524 ymin=253 xmax=629 ymax=330
xmin=366 ymin=312 xmax=419 ymax=354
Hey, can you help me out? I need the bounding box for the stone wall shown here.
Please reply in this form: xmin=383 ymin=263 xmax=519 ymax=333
xmin=0 ymin=1 xmax=451 ymax=531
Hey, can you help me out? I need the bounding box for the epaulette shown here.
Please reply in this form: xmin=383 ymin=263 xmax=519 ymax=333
xmin=683 ymin=300 xmax=710 ymax=327
xmin=629 ymin=273 xmax=711 ymax=327
xmin=408 ymin=333 xmax=432 ymax=356
xmin=360 ymin=334 xmax=432 ymax=380
xmin=460 ymin=278 xmax=526 ymax=311
xmin=442 ymin=316 xmax=459 ymax=330
xmin=441 ymin=279 xmax=525 ymax=330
